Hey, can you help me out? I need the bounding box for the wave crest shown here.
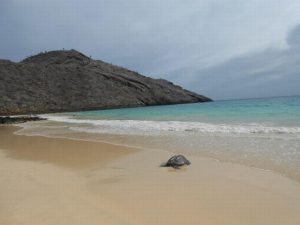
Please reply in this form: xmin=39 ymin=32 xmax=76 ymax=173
xmin=41 ymin=115 xmax=300 ymax=135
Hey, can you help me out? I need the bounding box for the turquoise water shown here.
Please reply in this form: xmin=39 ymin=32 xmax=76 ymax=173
xmin=70 ymin=95 xmax=300 ymax=126
xmin=37 ymin=95 xmax=300 ymax=181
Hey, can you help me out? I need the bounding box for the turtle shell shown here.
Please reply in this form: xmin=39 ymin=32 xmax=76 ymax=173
xmin=165 ymin=155 xmax=191 ymax=168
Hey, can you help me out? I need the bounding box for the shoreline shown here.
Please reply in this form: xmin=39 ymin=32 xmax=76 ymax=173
xmin=1 ymin=125 xmax=300 ymax=225
xmin=15 ymin=119 xmax=300 ymax=183
xmin=0 ymin=99 xmax=212 ymax=117
xmin=13 ymin=123 xmax=296 ymax=181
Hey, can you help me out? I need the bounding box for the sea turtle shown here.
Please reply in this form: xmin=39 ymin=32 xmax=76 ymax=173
xmin=163 ymin=155 xmax=191 ymax=169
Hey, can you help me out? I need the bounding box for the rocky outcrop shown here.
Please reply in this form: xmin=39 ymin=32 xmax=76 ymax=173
xmin=0 ymin=116 xmax=45 ymax=124
xmin=0 ymin=50 xmax=211 ymax=115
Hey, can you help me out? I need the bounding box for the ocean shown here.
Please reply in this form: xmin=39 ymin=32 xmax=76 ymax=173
xmin=20 ymin=95 xmax=300 ymax=181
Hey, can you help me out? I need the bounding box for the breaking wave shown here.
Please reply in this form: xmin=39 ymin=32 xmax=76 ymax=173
xmin=41 ymin=115 xmax=300 ymax=136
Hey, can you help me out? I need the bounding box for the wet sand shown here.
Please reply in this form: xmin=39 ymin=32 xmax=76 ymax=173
xmin=1 ymin=125 xmax=300 ymax=225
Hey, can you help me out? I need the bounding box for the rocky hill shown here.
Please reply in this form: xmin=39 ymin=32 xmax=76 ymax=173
xmin=0 ymin=50 xmax=211 ymax=115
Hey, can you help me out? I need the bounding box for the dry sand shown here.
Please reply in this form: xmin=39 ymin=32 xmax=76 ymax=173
xmin=1 ymin=125 xmax=300 ymax=225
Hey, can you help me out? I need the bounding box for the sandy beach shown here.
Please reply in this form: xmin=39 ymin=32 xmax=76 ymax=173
xmin=1 ymin=125 xmax=300 ymax=225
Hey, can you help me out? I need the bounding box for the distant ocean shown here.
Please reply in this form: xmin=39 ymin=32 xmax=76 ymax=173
xmin=24 ymin=96 xmax=300 ymax=181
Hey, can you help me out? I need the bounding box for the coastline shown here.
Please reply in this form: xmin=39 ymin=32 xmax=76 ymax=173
xmin=1 ymin=125 xmax=300 ymax=225
xmin=16 ymin=117 xmax=300 ymax=183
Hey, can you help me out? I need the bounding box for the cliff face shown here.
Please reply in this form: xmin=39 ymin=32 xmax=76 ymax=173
xmin=0 ymin=50 xmax=211 ymax=115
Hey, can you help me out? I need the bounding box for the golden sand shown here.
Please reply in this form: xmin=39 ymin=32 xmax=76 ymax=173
xmin=1 ymin=126 xmax=300 ymax=225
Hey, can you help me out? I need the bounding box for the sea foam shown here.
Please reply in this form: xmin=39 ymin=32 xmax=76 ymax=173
xmin=41 ymin=115 xmax=300 ymax=136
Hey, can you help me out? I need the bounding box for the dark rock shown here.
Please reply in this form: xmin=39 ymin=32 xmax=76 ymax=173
xmin=0 ymin=50 xmax=212 ymax=115
xmin=163 ymin=155 xmax=191 ymax=169
xmin=0 ymin=116 xmax=45 ymax=124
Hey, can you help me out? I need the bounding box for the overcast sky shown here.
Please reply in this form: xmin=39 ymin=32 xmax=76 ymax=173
xmin=1 ymin=0 xmax=300 ymax=100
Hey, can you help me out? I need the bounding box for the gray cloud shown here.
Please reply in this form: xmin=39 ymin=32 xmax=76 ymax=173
xmin=169 ymin=24 xmax=300 ymax=99
xmin=287 ymin=25 xmax=300 ymax=48
xmin=1 ymin=0 xmax=300 ymax=99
